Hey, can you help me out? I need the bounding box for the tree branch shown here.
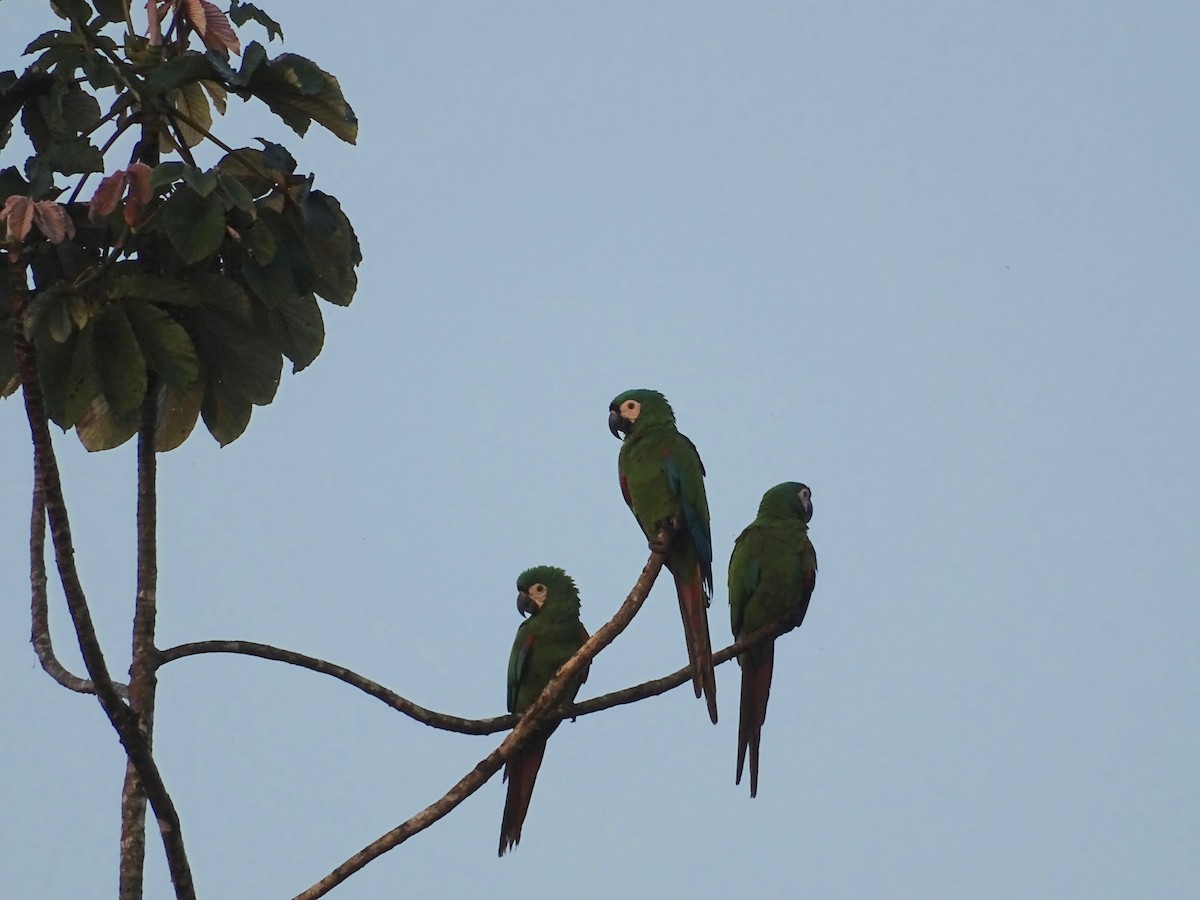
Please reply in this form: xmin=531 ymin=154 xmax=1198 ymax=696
xmin=8 ymin=252 xmax=196 ymax=900
xmin=291 ymin=545 xmax=666 ymax=900
xmin=29 ymin=481 xmax=130 ymax=698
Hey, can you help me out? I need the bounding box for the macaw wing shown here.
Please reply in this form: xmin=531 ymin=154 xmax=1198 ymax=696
xmin=664 ymin=432 xmax=713 ymax=590
xmin=728 ymin=526 xmax=763 ymax=636
xmin=506 ymin=627 xmax=535 ymax=714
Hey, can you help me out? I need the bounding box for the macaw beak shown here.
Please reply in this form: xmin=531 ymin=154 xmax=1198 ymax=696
xmin=516 ymin=591 xmax=537 ymax=617
xmin=608 ymin=409 xmax=625 ymax=440
xmin=802 ymin=497 xmax=814 ymax=523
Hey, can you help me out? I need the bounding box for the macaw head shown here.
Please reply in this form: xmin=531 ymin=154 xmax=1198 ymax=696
xmin=757 ymin=482 xmax=813 ymax=524
xmin=608 ymin=388 xmax=675 ymax=439
xmin=515 ymin=566 xmax=581 ymax=618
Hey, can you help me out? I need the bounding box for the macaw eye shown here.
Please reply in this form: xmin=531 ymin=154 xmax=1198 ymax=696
xmin=624 ymin=400 xmax=638 ymax=412
xmin=530 ymin=584 xmax=546 ymax=596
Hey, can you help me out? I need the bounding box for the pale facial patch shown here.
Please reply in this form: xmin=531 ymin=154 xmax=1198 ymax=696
xmin=527 ymin=583 xmax=548 ymax=609
xmin=621 ymin=399 xmax=641 ymax=423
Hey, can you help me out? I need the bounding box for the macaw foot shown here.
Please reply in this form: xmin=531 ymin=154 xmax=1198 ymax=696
xmin=647 ymin=518 xmax=680 ymax=554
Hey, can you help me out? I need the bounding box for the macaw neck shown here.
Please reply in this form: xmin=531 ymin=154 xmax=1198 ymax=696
xmin=756 ymin=512 xmax=808 ymax=529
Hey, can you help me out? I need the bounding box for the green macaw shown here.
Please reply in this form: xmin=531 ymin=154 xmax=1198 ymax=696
xmin=728 ymin=482 xmax=817 ymax=797
xmin=608 ymin=389 xmax=718 ymax=723
xmin=499 ymin=565 xmax=590 ymax=856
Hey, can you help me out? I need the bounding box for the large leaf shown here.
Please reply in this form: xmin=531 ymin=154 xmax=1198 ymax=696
xmin=246 ymin=52 xmax=357 ymax=143
xmin=161 ymin=185 xmax=225 ymax=263
xmin=229 ymin=2 xmax=284 ymax=41
xmin=303 ymin=191 xmax=360 ymax=306
xmin=200 ymin=377 xmax=252 ymax=446
xmin=92 ymin=305 xmax=147 ymax=415
xmin=173 ymin=82 xmax=212 ymax=148
xmin=185 ymin=307 xmax=280 ymax=405
xmin=36 ymin=326 xmax=100 ymax=428
xmin=111 ymin=272 xmax=200 ymax=306
xmin=269 ymin=291 xmax=323 ymax=372
xmin=143 ymin=52 xmax=219 ymax=95
xmin=157 ymin=378 xmax=204 ymax=451
xmin=124 ymin=302 xmax=200 ymax=388
xmin=75 ymin=393 xmax=140 ymax=451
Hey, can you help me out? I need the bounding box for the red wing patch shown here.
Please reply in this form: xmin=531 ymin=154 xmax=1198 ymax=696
xmin=619 ymin=473 xmax=633 ymax=509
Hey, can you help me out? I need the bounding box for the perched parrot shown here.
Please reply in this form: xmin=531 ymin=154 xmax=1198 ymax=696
xmin=499 ymin=565 xmax=590 ymax=856
xmin=728 ymin=482 xmax=817 ymax=797
xmin=608 ymin=389 xmax=718 ymax=723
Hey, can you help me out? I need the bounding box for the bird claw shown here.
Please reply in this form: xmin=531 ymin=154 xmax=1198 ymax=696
xmin=647 ymin=518 xmax=679 ymax=554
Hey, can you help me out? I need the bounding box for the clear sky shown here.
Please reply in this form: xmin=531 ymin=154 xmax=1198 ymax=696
xmin=2 ymin=2 xmax=1198 ymax=898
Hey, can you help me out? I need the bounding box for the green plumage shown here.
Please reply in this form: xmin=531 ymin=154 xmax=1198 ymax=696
xmin=506 ymin=566 xmax=588 ymax=715
xmin=500 ymin=566 xmax=588 ymax=855
xmin=728 ymin=482 xmax=818 ymax=796
xmin=609 ymin=389 xmax=717 ymax=722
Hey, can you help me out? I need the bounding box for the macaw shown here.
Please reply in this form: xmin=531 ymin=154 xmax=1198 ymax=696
xmin=608 ymin=389 xmax=718 ymax=723
xmin=500 ymin=565 xmax=590 ymax=855
xmin=728 ymin=482 xmax=817 ymax=797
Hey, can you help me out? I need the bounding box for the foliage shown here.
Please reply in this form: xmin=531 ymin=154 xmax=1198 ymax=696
xmin=1 ymin=0 xmax=360 ymax=448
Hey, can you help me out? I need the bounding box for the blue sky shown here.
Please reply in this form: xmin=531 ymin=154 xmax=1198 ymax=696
xmin=2 ymin=2 xmax=1198 ymax=898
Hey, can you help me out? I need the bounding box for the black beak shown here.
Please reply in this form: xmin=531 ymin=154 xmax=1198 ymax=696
xmin=516 ymin=591 xmax=537 ymax=617
xmin=608 ymin=409 xmax=625 ymax=440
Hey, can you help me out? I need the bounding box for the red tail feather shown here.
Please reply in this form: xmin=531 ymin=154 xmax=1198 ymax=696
xmin=672 ymin=565 xmax=718 ymax=723
xmin=498 ymin=739 xmax=548 ymax=856
xmin=736 ymin=641 xmax=774 ymax=797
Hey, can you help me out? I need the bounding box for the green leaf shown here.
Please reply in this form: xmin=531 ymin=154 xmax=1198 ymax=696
xmin=92 ymin=305 xmax=147 ymax=415
xmin=216 ymin=170 xmax=255 ymax=214
xmin=75 ymin=393 xmax=139 ymax=451
xmin=36 ymin=326 xmax=100 ymax=428
xmin=243 ymin=218 xmax=276 ymax=262
xmin=200 ymin=377 xmax=252 ymax=446
xmin=111 ymin=272 xmax=200 ymax=306
xmin=24 ymin=282 xmax=77 ymax=343
xmin=184 ymin=306 xmax=280 ymax=405
xmin=246 ymin=52 xmax=358 ymax=144
xmin=39 ymin=135 xmax=104 ymax=175
xmin=93 ymin=0 xmax=129 ymax=23
xmin=239 ymin=225 xmax=296 ymax=306
xmin=143 ymin=52 xmax=219 ymax=95
xmin=173 ymin=82 xmax=212 ymax=148
xmin=181 ymin=164 xmax=219 ymax=198
xmin=0 ymin=166 xmax=30 ymax=199
xmin=150 ymin=161 xmax=188 ymax=190
xmin=157 ymin=378 xmax=204 ymax=451
xmin=229 ymin=1 xmax=284 ymax=41
xmin=269 ymin=291 xmax=323 ymax=372
xmin=161 ymin=186 xmax=225 ymax=263
xmin=60 ymin=85 xmax=101 ymax=132
xmin=303 ymin=192 xmax=360 ymax=306
xmin=189 ymin=271 xmax=252 ymax=324
xmin=123 ymin=302 xmax=200 ymax=389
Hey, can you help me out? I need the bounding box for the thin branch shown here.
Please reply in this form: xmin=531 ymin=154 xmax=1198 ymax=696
xmin=291 ymin=545 xmax=666 ymax=900
xmin=154 ymin=611 xmax=800 ymax=735
xmin=155 ymin=640 xmax=514 ymax=735
xmin=29 ymin=478 xmax=130 ymax=697
xmin=8 ymin=252 xmax=196 ymax=900
xmin=119 ymin=377 xmax=162 ymax=900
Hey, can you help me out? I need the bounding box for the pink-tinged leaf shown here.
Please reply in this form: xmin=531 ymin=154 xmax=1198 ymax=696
xmin=181 ymin=0 xmax=206 ymax=35
xmin=89 ymin=171 xmax=128 ymax=220
xmin=197 ymin=0 xmax=240 ymax=55
xmin=124 ymin=163 xmax=154 ymax=227
xmin=33 ymin=202 xmax=76 ymax=245
xmin=2 ymin=196 xmax=35 ymax=241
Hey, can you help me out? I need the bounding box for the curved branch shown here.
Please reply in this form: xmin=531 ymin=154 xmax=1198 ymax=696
xmin=156 ymin=609 xmax=799 ymax=735
xmin=155 ymin=640 xmax=515 ymax=735
xmin=291 ymin=546 xmax=666 ymax=900
xmin=29 ymin=483 xmax=130 ymax=698
xmin=9 ymin=253 xmax=196 ymax=900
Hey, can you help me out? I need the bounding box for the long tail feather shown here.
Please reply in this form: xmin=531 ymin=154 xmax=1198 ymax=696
xmin=498 ymin=739 xmax=547 ymax=856
xmin=672 ymin=566 xmax=718 ymax=723
xmin=736 ymin=640 xmax=774 ymax=797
